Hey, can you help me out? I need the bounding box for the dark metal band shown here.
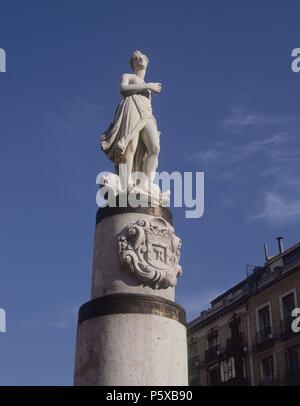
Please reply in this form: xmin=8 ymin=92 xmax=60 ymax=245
xmin=96 ymin=205 xmax=173 ymax=226
xmin=78 ymin=293 xmax=186 ymax=326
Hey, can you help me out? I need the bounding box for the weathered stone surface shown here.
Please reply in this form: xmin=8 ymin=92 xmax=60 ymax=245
xmin=91 ymin=212 xmax=176 ymax=301
xmin=74 ymin=313 xmax=188 ymax=386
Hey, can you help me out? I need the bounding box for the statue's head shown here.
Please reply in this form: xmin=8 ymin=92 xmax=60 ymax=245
xmin=129 ymin=50 xmax=149 ymax=72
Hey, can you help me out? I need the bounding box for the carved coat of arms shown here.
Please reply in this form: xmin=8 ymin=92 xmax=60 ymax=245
xmin=118 ymin=217 xmax=182 ymax=289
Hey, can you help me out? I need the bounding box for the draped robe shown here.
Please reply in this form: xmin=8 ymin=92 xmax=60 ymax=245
xmin=100 ymin=90 xmax=158 ymax=174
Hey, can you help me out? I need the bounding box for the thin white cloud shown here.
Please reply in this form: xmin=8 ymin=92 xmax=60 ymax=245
xmin=186 ymin=104 xmax=300 ymax=226
xmin=249 ymin=192 xmax=300 ymax=225
xmin=191 ymin=148 xmax=221 ymax=163
xmin=222 ymin=195 xmax=236 ymax=208
xmin=223 ymin=106 xmax=297 ymax=132
xmin=262 ymin=166 xmax=300 ymax=189
xmin=187 ymin=132 xmax=288 ymax=166
xmin=237 ymin=133 xmax=286 ymax=158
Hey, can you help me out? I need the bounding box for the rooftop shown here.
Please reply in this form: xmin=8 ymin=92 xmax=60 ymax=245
xmin=188 ymin=239 xmax=300 ymax=330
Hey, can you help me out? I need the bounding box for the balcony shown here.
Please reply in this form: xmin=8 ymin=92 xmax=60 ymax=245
xmin=226 ymin=333 xmax=245 ymax=354
xmin=281 ymin=316 xmax=298 ymax=341
xmin=254 ymin=326 xmax=274 ymax=352
xmin=205 ymin=345 xmax=220 ymax=364
xmin=285 ymin=368 xmax=300 ymax=385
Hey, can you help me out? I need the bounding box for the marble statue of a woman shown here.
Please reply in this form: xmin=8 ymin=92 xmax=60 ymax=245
xmin=100 ymin=51 xmax=163 ymax=198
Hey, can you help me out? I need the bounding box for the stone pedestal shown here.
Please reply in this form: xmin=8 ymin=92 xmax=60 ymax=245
xmin=74 ymin=206 xmax=188 ymax=386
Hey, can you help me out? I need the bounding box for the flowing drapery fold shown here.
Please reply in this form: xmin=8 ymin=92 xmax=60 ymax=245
xmin=100 ymin=93 xmax=157 ymax=173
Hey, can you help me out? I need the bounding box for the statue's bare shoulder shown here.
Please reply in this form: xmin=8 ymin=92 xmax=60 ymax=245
xmin=121 ymin=73 xmax=140 ymax=84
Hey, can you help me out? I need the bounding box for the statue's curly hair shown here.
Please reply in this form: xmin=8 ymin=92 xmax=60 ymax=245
xmin=129 ymin=50 xmax=149 ymax=70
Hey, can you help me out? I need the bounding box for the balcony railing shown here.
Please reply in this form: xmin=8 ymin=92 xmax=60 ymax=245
xmin=226 ymin=333 xmax=245 ymax=354
xmin=254 ymin=326 xmax=274 ymax=351
xmin=205 ymin=345 xmax=220 ymax=364
xmin=281 ymin=316 xmax=298 ymax=340
xmin=285 ymin=368 xmax=300 ymax=385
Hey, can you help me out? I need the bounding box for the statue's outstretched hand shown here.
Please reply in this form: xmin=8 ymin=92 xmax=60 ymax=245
xmin=148 ymin=82 xmax=162 ymax=94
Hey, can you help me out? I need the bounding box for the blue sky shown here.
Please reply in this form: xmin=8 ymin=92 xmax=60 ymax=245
xmin=0 ymin=0 xmax=300 ymax=385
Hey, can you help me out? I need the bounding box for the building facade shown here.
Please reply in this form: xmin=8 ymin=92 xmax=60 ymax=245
xmin=187 ymin=239 xmax=300 ymax=386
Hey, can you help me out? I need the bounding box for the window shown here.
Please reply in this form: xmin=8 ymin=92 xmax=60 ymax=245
xmin=208 ymin=366 xmax=220 ymax=386
xmin=230 ymin=318 xmax=241 ymax=337
xmin=220 ymin=357 xmax=236 ymax=383
xmin=189 ymin=337 xmax=197 ymax=357
xmin=281 ymin=292 xmax=296 ymax=320
xmin=285 ymin=347 xmax=300 ymax=385
xmin=207 ymin=330 xmax=218 ymax=349
xmin=280 ymin=291 xmax=297 ymax=336
xmin=205 ymin=330 xmax=219 ymax=363
xmin=261 ymin=355 xmax=275 ymax=384
xmin=188 ymin=338 xmax=198 ymax=372
xmin=257 ymin=304 xmax=272 ymax=338
xmin=227 ymin=319 xmax=243 ymax=353
xmin=285 ymin=347 xmax=300 ymax=372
